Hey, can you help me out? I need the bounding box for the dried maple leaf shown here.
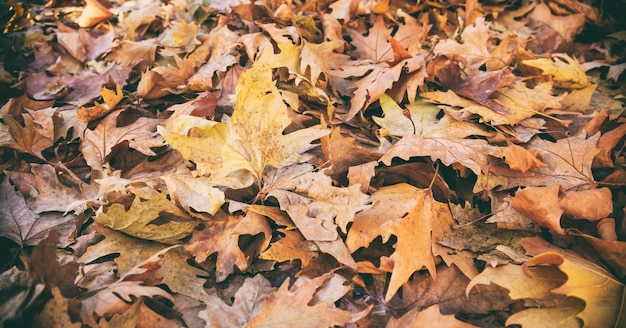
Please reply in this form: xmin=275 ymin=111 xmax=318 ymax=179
xmin=184 ymin=210 xmax=271 ymax=282
xmin=347 ymin=16 xmax=394 ymax=63
xmin=433 ymin=17 xmax=492 ymax=68
xmin=75 ymin=0 xmax=112 ymax=28
xmin=244 ymin=273 xmax=369 ymax=327
xmin=0 ymin=178 xmax=76 ymax=246
xmin=56 ymin=22 xmax=114 ymax=62
xmin=159 ymin=62 xmax=328 ymax=189
xmin=0 ymin=113 xmax=54 ymax=159
xmin=6 ymin=164 xmax=88 ymax=214
xmin=346 ymin=183 xmax=455 ymax=300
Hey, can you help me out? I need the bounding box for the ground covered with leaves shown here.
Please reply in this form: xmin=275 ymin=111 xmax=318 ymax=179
xmin=1 ymin=0 xmax=625 ymax=326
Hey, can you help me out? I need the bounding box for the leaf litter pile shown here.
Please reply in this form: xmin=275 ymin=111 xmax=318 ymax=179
xmin=1 ymin=0 xmax=625 ymax=326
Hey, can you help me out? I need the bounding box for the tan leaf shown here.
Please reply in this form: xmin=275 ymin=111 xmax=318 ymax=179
xmin=244 ymin=273 xmax=369 ymax=327
xmin=475 ymin=133 xmax=600 ymax=191
xmin=262 ymin=164 xmax=369 ymax=234
xmin=489 ymin=143 xmax=547 ymax=173
xmin=346 ymin=183 xmax=455 ymax=300
xmin=387 ymin=304 xmax=477 ymax=328
xmin=260 ymin=229 xmax=318 ymax=267
xmin=0 ymin=178 xmax=76 ymax=247
xmin=199 ymin=275 xmax=275 ymax=327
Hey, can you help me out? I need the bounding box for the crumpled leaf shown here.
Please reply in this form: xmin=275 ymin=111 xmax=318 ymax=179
xmin=94 ymin=193 xmax=196 ymax=244
xmin=244 ymin=273 xmax=370 ymax=327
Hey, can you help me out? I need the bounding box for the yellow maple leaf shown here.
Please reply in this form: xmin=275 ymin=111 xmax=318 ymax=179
xmin=158 ymin=61 xmax=328 ymax=189
xmin=522 ymin=54 xmax=591 ymax=89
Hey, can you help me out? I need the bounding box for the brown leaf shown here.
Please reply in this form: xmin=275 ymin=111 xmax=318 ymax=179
xmin=199 ymin=274 xmax=275 ymax=327
xmin=476 ymin=133 xmax=600 ymax=191
xmin=184 ymin=210 xmax=271 ymax=282
xmin=0 ymin=178 xmax=76 ymax=247
xmin=25 ymin=230 xmax=81 ymax=297
xmin=558 ymin=188 xmax=613 ymax=221
xmin=593 ymin=123 xmax=626 ymax=168
xmin=512 ymin=185 xmax=565 ymax=234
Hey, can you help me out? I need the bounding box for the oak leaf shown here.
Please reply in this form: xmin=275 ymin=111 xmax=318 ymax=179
xmin=260 ymin=229 xmax=318 ymax=267
xmin=262 ymin=164 xmax=370 ymax=234
xmin=433 ymin=17 xmax=492 ymax=68
xmin=520 ymin=237 xmax=626 ymax=328
xmin=467 ymin=261 xmax=583 ymax=327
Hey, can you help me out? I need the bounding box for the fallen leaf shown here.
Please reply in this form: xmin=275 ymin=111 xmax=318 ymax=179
xmin=199 ymin=274 xmax=275 ymax=327
xmin=522 ymin=54 xmax=591 ymax=89
xmin=159 ymin=62 xmax=328 ymax=189
xmin=512 ymin=185 xmax=565 ymax=234
xmin=75 ymin=0 xmax=112 ymax=28
xmin=387 ymin=304 xmax=477 ymax=328
xmin=244 ymin=273 xmax=369 ymax=327
xmin=184 ymin=210 xmax=271 ymax=282
xmin=94 ymin=193 xmax=197 ymax=244
xmin=0 ymin=178 xmax=76 ymax=246
xmin=522 ymin=249 xmax=626 ymax=327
